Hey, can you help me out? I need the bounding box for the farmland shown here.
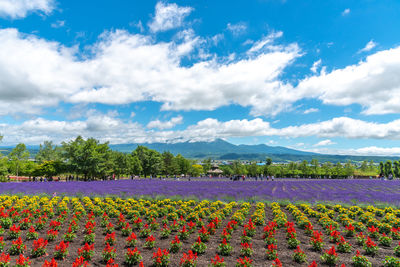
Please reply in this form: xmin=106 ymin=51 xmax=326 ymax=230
xmin=1 ymin=179 xmax=400 ymax=206
xmin=1 ymin=195 xmax=400 ymax=266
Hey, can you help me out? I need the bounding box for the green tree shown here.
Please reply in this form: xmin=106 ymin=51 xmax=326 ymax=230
xmin=333 ymin=162 xmax=344 ymax=178
xmin=379 ymin=162 xmax=384 ymax=176
xmin=202 ymin=158 xmax=212 ymax=174
xmin=299 ymin=160 xmax=309 ymax=178
xmin=360 ymin=160 xmax=368 ymax=172
xmin=220 ymin=165 xmax=233 ymax=176
xmin=232 ymin=160 xmax=246 ymax=175
xmin=384 ymin=160 xmax=393 ymax=177
xmin=310 ymin=159 xmax=320 ymax=178
xmin=266 ymin=158 xmax=272 ymax=166
xmin=394 ymin=161 xmax=400 ymax=178
xmin=190 ymin=164 xmax=203 ymax=177
xmin=344 ymin=161 xmax=355 ymax=178
xmin=161 ymin=151 xmax=178 ymax=176
xmin=35 ymin=141 xmax=61 ymax=163
xmin=111 ymin=151 xmax=128 ymax=178
xmin=34 ymin=160 xmax=63 ymax=178
xmin=9 ymin=143 xmax=29 ymax=178
xmin=127 ymin=154 xmax=142 ymax=176
xmin=175 ymin=154 xmax=191 ymax=175
xmin=62 ymin=136 xmax=112 ymax=180
xmin=133 ymin=146 xmax=162 ymax=177
xmin=247 ymin=162 xmax=259 ymax=177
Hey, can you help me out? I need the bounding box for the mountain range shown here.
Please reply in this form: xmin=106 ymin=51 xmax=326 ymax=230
xmin=109 ymin=139 xmax=398 ymax=163
xmin=1 ymin=139 xmax=398 ymax=163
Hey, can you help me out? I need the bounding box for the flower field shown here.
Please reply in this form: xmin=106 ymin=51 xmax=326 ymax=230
xmin=2 ymin=179 xmax=400 ymax=205
xmin=0 ymin=196 xmax=400 ymax=266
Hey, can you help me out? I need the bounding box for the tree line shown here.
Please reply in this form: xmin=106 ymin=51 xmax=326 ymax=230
xmin=0 ymin=135 xmax=397 ymax=181
xmin=0 ymin=136 xmax=205 ymax=181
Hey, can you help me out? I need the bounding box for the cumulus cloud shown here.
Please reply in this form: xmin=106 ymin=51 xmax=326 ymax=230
xmin=297 ymin=46 xmax=400 ymax=115
xmin=359 ymin=40 xmax=377 ymax=53
xmin=0 ymin=0 xmax=54 ymax=19
xmin=313 ymin=139 xmax=336 ymax=147
xmin=226 ymin=22 xmax=247 ymax=36
xmin=4 ymin=116 xmax=400 ymax=146
xmin=148 ymin=1 xmax=193 ymax=33
xmin=305 ymin=146 xmax=400 ymax=157
xmin=147 ymin=115 xmax=183 ymax=129
xmin=0 ymin=27 xmax=301 ymax=117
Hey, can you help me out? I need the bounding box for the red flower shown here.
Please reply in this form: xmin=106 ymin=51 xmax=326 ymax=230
xmin=272 ymin=258 xmax=282 ymax=267
xmin=16 ymin=254 xmax=31 ymax=266
xmin=326 ymin=246 xmax=337 ymax=256
xmin=146 ymin=235 xmax=155 ymax=242
xmin=210 ymin=254 xmax=224 ymax=264
xmin=127 ymin=247 xmax=140 ymax=256
xmin=0 ymin=252 xmax=10 ymax=264
xmin=180 ymin=250 xmax=197 ymax=265
xmin=33 ymin=238 xmax=48 ymax=251
xmin=10 ymin=224 xmax=21 ymax=233
xmin=365 ymin=237 xmax=377 ymax=247
xmin=42 ymin=258 xmax=58 ymax=267
xmin=72 ymin=256 xmax=89 ymax=267
xmin=55 ymin=240 xmax=69 ymax=252
xmin=171 ymin=235 xmax=180 ymax=244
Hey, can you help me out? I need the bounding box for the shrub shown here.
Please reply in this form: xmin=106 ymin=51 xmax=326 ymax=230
xmin=31 ymin=238 xmax=48 ymax=257
xmin=170 ymin=236 xmax=182 ymax=253
xmin=235 ymin=256 xmax=253 ymax=267
xmin=379 ymin=233 xmax=393 ymax=247
xmin=292 ymin=246 xmax=307 ymax=263
xmin=352 ymin=250 xmax=372 ymax=267
xmin=54 ymin=240 xmax=69 ymax=260
xmin=101 ymin=244 xmax=116 ymax=263
xmin=364 ymin=237 xmax=378 ymax=256
xmin=320 ymin=246 xmax=338 ymax=266
xmin=152 ymin=248 xmax=170 ymax=267
xmin=191 ymin=237 xmax=207 ymax=255
xmin=210 ymin=254 xmax=225 ymax=267
xmin=383 ymin=256 xmax=400 ymax=267
xmin=125 ymin=247 xmax=142 ymax=266
xmin=217 ymin=239 xmax=232 ymax=256
xmin=240 ymin=242 xmax=253 ymax=257
xmin=180 ymin=250 xmax=197 ymax=267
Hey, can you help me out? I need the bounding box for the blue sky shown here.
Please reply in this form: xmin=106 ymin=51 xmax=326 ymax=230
xmin=1 ymin=0 xmax=400 ymax=156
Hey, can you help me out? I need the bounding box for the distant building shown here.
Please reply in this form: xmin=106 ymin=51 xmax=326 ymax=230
xmin=207 ymin=164 xmax=223 ymax=177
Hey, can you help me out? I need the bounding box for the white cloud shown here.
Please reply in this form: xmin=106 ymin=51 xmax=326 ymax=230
xmin=303 ymin=108 xmax=319 ymax=114
xmin=0 ymin=27 xmax=301 ymax=117
xmin=359 ymin=40 xmax=377 ymax=53
xmin=0 ymin=0 xmax=54 ymax=19
xmin=297 ymin=46 xmax=400 ymax=115
xmin=51 ymin=20 xmax=65 ymax=28
xmin=247 ymin=31 xmax=284 ymax=54
xmin=0 ymin=28 xmax=85 ymax=115
xmin=148 ymin=1 xmax=193 ymax=33
xmin=305 ymin=146 xmax=400 ymax=157
xmin=226 ymin=22 xmax=247 ymax=36
xmin=147 ymin=115 xmax=183 ymax=129
xmin=2 ymin=1 xmax=399 ymax=120
xmin=313 ymin=139 xmax=336 ymax=147
xmin=310 ymin=59 xmax=321 ymax=73
xmin=3 ymin=116 xmax=400 ymax=149
xmin=342 ymin=8 xmax=350 ymax=16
